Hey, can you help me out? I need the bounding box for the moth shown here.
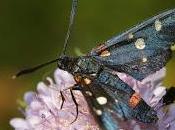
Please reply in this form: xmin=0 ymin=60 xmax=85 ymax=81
xmin=14 ymin=0 xmax=175 ymax=129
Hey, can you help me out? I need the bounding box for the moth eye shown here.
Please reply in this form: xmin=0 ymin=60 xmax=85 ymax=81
xmin=84 ymin=78 xmax=92 ymax=85
xmin=128 ymin=33 xmax=134 ymax=39
xmin=96 ymin=96 xmax=108 ymax=105
xmin=135 ymin=38 xmax=146 ymax=50
xmin=155 ymin=19 xmax=162 ymax=31
xmin=100 ymin=50 xmax=111 ymax=57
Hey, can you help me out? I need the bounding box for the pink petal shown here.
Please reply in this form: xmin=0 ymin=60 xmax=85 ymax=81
xmin=24 ymin=92 xmax=35 ymax=105
xmin=37 ymin=82 xmax=50 ymax=96
xmin=10 ymin=118 xmax=29 ymax=129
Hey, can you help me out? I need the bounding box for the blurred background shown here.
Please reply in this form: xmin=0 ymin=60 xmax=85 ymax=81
xmin=0 ymin=0 xmax=175 ymax=129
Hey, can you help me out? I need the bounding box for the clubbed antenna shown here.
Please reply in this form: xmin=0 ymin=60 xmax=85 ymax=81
xmin=12 ymin=58 xmax=60 ymax=79
xmin=62 ymin=0 xmax=78 ymax=56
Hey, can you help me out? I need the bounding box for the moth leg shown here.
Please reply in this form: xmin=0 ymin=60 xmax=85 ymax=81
xmin=60 ymin=85 xmax=79 ymax=109
xmin=72 ymin=85 xmax=82 ymax=91
xmin=70 ymin=89 xmax=79 ymax=123
xmin=60 ymin=91 xmax=65 ymax=109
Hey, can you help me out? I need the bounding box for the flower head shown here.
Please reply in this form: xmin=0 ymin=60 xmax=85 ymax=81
xmin=10 ymin=68 xmax=175 ymax=130
xmin=10 ymin=69 xmax=99 ymax=130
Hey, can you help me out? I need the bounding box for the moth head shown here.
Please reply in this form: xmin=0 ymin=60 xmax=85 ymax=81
xmin=57 ymin=56 xmax=78 ymax=73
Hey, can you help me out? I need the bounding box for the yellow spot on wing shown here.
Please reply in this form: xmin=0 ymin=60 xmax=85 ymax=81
xmin=84 ymin=78 xmax=92 ymax=85
xmin=171 ymin=44 xmax=175 ymax=51
xmin=128 ymin=33 xmax=134 ymax=39
xmin=100 ymin=50 xmax=110 ymax=57
xmin=155 ymin=19 xmax=162 ymax=31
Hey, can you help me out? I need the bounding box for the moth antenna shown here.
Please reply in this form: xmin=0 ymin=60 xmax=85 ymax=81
xmin=12 ymin=58 xmax=60 ymax=79
xmin=62 ymin=0 xmax=78 ymax=56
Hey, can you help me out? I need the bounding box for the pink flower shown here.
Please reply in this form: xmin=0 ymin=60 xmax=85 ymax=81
xmin=157 ymin=103 xmax=175 ymax=130
xmin=10 ymin=69 xmax=99 ymax=130
xmin=10 ymin=68 xmax=175 ymax=130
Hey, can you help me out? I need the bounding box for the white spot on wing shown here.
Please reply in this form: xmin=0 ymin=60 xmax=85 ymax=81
xmin=155 ymin=19 xmax=162 ymax=31
xmin=135 ymin=38 xmax=145 ymax=50
xmin=128 ymin=33 xmax=134 ymax=39
xmin=96 ymin=96 xmax=107 ymax=105
xmin=90 ymin=73 xmax=97 ymax=76
xmin=95 ymin=109 xmax=102 ymax=116
xmin=171 ymin=43 xmax=175 ymax=51
xmin=142 ymin=57 xmax=147 ymax=63
xmin=115 ymin=99 xmax=118 ymax=103
xmin=93 ymin=107 xmax=103 ymax=116
xmin=85 ymin=91 xmax=92 ymax=96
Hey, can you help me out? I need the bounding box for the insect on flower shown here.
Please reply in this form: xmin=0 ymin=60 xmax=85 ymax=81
xmin=13 ymin=0 xmax=175 ymax=130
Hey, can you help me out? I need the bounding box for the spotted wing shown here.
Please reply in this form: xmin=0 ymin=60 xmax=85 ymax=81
xmin=89 ymin=9 xmax=175 ymax=80
xmin=81 ymin=82 xmax=157 ymax=130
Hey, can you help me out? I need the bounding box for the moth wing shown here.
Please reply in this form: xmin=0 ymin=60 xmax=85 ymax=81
xmin=81 ymin=83 xmax=132 ymax=130
xmin=80 ymin=82 xmax=156 ymax=130
xmin=89 ymin=9 xmax=175 ymax=80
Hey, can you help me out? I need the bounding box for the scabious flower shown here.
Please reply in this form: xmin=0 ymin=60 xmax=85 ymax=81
xmin=10 ymin=69 xmax=100 ymax=130
xmin=10 ymin=68 xmax=175 ymax=130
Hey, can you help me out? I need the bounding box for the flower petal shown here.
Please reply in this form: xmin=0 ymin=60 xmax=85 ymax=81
xmin=24 ymin=92 xmax=35 ymax=105
xmin=54 ymin=69 xmax=76 ymax=89
xmin=37 ymin=82 xmax=50 ymax=96
xmin=10 ymin=118 xmax=29 ymax=129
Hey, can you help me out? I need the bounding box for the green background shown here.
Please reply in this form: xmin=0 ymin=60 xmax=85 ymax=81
xmin=0 ymin=0 xmax=175 ymax=129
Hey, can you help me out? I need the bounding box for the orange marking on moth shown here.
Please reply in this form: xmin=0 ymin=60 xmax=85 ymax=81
xmin=74 ymin=75 xmax=82 ymax=83
xmin=129 ymin=93 xmax=141 ymax=108
xmin=94 ymin=44 xmax=107 ymax=53
xmin=83 ymin=78 xmax=92 ymax=85
xmin=100 ymin=50 xmax=110 ymax=57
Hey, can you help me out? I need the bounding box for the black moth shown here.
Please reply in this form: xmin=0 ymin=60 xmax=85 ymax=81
xmin=14 ymin=1 xmax=175 ymax=130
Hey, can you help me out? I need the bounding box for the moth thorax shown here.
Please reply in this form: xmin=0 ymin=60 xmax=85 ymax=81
xmin=76 ymin=58 xmax=101 ymax=74
xmin=74 ymin=75 xmax=92 ymax=85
